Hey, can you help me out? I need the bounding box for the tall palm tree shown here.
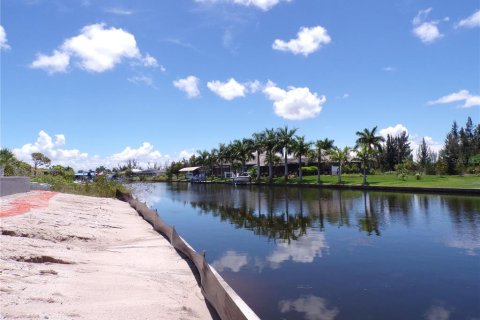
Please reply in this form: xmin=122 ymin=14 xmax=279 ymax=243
xmin=276 ymin=126 xmax=298 ymax=181
xmin=232 ymin=138 xmax=255 ymax=173
xmin=252 ymin=131 xmax=266 ymax=180
xmin=329 ymin=146 xmax=350 ymax=183
xmin=355 ymin=146 xmax=374 ymax=186
xmin=292 ymin=135 xmax=312 ymax=182
xmin=217 ymin=143 xmax=227 ymax=178
xmin=314 ymin=138 xmax=334 ymax=183
xmin=264 ymin=128 xmax=279 ymax=183
xmin=355 ymin=126 xmax=385 ymax=181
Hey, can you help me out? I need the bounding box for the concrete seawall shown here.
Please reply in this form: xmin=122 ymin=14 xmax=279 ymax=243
xmin=0 ymin=177 xmax=30 ymax=196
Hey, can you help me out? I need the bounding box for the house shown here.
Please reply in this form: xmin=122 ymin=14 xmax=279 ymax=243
xmin=179 ymin=166 xmax=207 ymax=181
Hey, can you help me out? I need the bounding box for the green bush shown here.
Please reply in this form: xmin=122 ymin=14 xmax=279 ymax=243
xmin=301 ymin=166 xmax=317 ymax=176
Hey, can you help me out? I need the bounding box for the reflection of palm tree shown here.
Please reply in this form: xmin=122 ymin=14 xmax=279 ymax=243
xmin=359 ymin=191 xmax=380 ymax=236
xmin=314 ymin=138 xmax=334 ymax=183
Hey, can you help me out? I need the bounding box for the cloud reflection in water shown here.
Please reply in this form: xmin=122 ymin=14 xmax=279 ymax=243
xmin=279 ymin=295 xmax=339 ymax=320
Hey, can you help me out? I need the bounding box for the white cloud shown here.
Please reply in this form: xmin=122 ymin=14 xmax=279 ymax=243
xmin=207 ymin=78 xmax=246 ymax=100
xmin=379 ymin=124 xmax=409 ymax=139
xmin=173 ymin=76 xmax=201 ymax=98
xmin=13 ymin=130 xmax=89 ymax=168
xmin=195 ymin=0 xmax=288 ymax=11
xmin=246 ymin=80 xmax=262 ymax=93
xmin=279 ymin=295 xmax=339 ymax=320
xmin=30 ymin=50 xmax=70 ymax=74
xmin=11 ymin=131 xmax=180 ymax=170
xmin=212 ymin=251 xmax=248 ymax=272
xmin=457 ymin=9 xmax=480 ymax=28
xmin=0 ymin=25 xmax=10 ymax=50
xmin=428 ymin=89 xmax=480 ymax=108
xmin=263 ymin=81 xmax=326 ymax=120
xmin=105 ymin=7 xmax=134 ymax=15
xmin=273 ymin=26 xmax=331 ymax=56
xmin=128 ymin=75 xmax=154 ymax=87
xmin=141 ymin=53 xmax=159 ymax=68
xmin=412 ymin=8 xmax=443 ymax=43
xmin=31 ymin=23 xmax=156 ymax=74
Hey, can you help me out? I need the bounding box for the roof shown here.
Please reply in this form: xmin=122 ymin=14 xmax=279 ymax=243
xmin=179 ymin=166 xmax=202 ymax=172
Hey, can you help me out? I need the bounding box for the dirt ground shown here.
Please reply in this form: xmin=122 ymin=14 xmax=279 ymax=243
xmin=0 ymin=191 xmax=214 ymax=320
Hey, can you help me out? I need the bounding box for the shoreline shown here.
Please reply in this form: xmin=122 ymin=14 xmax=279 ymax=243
xmin=0 ymin=191 xmax=215 ymax=320
xmin=137 ymin=180 xmax=480 ymax=196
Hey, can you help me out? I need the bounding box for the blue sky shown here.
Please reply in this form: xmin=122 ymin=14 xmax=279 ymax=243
xmin=1 ymin=0 xmax=479 ymax=169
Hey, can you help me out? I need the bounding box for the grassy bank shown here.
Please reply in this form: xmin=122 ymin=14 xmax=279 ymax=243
xmin=32 ymin=175 xmax=130 ymax=197
xmin=259 ymin=174 xmax=480 ymax=189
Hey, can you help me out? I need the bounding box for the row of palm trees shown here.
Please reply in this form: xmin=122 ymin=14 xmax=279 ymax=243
xmin=186 ymin=126 xmax=384 ymax=185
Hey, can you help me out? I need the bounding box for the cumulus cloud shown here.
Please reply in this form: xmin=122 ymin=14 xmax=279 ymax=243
xmin=379 ymin=124 xmax=409 ymax=139
xmin=212 ymin=251 xmax=249 ymax=272
xmin=13 ymin=130 xmax=89 ymax=168
xmin=30 ymin=50 xmax=70 ymax=74
xmin=263 ymin=81 xmax=326 ymax=120
xmin=456 ymin=9 xmax=480 ymax=28
xmin=0 ymin=25 xmax=10 ymax=50
xmin=279 ymin=295 xmax=339 ymax=320
xmin=194 ymin=0 xmax=288 ymax=11
xmin=428 ymin=89 xmax=480 ymax=108
xmin=273 ymin=26 xmax=331 ymax=56
xmin=207 ymin=78 xmax=246 ymax=100
xmin=11 ymin=130 xmax=180 ymax=170
xmin=412 ymin=8 xmax=444 ymax=43
xmin=30 ymin=23 xmax=158 ymax=74
xmin=173 ymin=75 xmax=201 ymax=98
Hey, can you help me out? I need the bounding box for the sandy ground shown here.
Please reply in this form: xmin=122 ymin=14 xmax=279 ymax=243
xmin=0 ymin=191 xmax=215 ymax=320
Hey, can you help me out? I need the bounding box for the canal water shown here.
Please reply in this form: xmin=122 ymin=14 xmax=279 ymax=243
xmin=132 ymin=183 xmax=480 ymax=320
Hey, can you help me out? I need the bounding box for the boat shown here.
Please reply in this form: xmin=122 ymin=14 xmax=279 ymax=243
xmin=232 ymin=172 xmax=252 ymax=184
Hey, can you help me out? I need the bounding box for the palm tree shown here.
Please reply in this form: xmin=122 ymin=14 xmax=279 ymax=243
xmin=314 ymin=138 xmax=334 ymax=183
xmin=355 ymin=146 xmax=374 ymax=186
xmin=276 ymin=126 xmax=298 ymax=181
xmin=232 ymin=138 xmax=254 ymax=173
xmin=329 ymin=146 xmax=350 ymax=183
xmin=355 ymin=126 xmax=385 ymax=181
xmin=292 ymin=135 xmax=312 ymax=182
xmin=252 ymin=131 xmax=266 ymax=180
xmin=263 ymin=128 xmax=279 ymax=183
xmin=217 ymin=143 xmax=228 ymax=178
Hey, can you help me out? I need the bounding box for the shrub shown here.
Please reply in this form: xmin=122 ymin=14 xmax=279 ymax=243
xmin=302 ymin=166 xmax=317 ymax=176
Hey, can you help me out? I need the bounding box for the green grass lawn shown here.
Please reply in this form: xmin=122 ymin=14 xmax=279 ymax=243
xmin=260 ymin=174 xmax=480 ymax=189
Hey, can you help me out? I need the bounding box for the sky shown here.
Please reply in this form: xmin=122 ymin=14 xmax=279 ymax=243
xmin=1 ymin=0 xmax=479 ymax=170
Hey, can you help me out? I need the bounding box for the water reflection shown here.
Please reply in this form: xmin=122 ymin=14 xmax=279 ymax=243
xmin=211 ymin=251 xmax=248 ymax=272
xmin=131 ymin=183 xmax=480 ymax=253
xmin=279 ymin=295 xmax=339 ymax=320
xmin=424 ymin=304 xmax=451 ymax=320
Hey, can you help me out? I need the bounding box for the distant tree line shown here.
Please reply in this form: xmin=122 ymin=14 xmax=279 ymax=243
xmin=166 ymin=116 xmax=480 ymax=183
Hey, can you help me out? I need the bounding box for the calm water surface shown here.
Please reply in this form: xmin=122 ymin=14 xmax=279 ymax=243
xmin=132 ymin=183 xmax=480 ymax=320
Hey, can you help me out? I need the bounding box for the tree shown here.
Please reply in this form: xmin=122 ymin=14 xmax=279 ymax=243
xmin=252 ymin=131 xmax=266 ymax=180
xmin=416 ymin=138 xmax=432 ymax=174
xmin=355 ymin=146 xmax=374 ymax=185
xmin=276 ymin=126 xmax=298 ymax=181
xmin=264 ymin=128 xmax=279 ymax=183
xmin=0 ymin=148 xmax=16 ymax=176
xmin=438 ymin=121 xmax=461 ymax=175
xmin=31 ymin=152 xmax=51 ymax=176
xmin=355 ymin=126 xmax=384 ymax=180
xmin=329 ymin=146 xmax=350 ymax=183
xmin=292 ymin=135 xmax=312 ymax=182
xmin=232 ymin=138 xmax=254 ymax=173
xmin=314 ymin=138 xmax=334 ymax=183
